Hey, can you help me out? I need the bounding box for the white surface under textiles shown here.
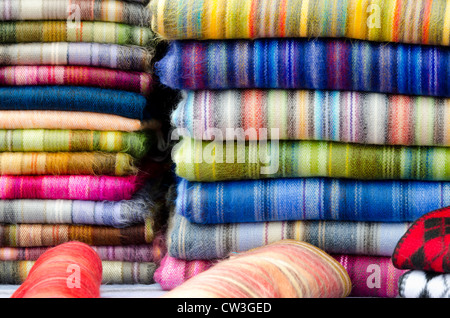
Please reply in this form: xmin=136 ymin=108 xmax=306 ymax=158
xmin=0 ymin=284 xmax=168 ymax=298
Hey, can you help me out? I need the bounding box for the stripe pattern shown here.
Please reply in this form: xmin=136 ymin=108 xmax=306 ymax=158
xmin=0 ymin=175 xmax=142 ymax=201
xmin=150 ymin=0 xmax=450 ymax=47
xmin=176 ymin=178 xmax=450 ymax=223
xmin=0 ymin=43 xmax=153 ymax=71
xmin=0 ymin=261 xmax=157 ymax=285
xmin=0 ymin=21 xmax=153 ymax=46
xmin=174 ymin=89 xmax=450 ymax=146
xmin=0 ymin=130 xmax=150 ymax=159
xmin=0 ymin=86 xmax=147 ymax=120
xmin=175 ymin=137 xmax=450 ymax=182
xmin=167 ymin=214 xmax=410 ymax=260
xmin=157 ymin=38 xmax=450 ymax=97
xmin=0 ymin=0 xmax=151 ymax=27
xmin=0 ymin=220 xmax=154 ymax=247
xmin=0 ymin=66 xmax=153 ymax=95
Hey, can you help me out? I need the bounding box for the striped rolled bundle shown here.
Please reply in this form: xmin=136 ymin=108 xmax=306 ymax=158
xmin=0 ymin=0 xmax=174 ymax=291
xmin=149 ymin=0 xmax=450 ymax=298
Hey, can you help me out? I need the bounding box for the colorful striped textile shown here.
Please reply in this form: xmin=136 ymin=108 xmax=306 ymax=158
xmin=0 ymin=21 xmax=153 ymax=46
xmin=0 ymin=86 xmax=147 ymax=119
xmin=0 ymin=261 xmax=157 ymax=285
xmin=174 ymin=89 xmax=450 ymax=146
xmin=0 ymin=243 xmax=166 ymax=263
xmin=174 ymin=137 xmax=450 ymax=182
xmin=150 ymin=0 xmax=450 ymax=47
xmin=0 ymin=130 xmax=151 ymax=159
xmin=0 ymin=220 xmax=155 ymax=247
xmin=157 ymin=38 xmax=450 ymax=98
xmin=175 ymin=178 xmax=450 ymax=224
xmin=0 ymin=43 xmax=153 ymax=72
xmin=0 ymin=182 xmax=163 ymax=227
xmin=0 ymin=66 xmax=153 ymax=96
xmin=167 ymin=214 xmax=410 ymax=260
xmin=0 ymin=111 xmax=145 ymax=132
xmin=398 ymin=270 xmax=450 ymax=298
xmin=0 ymin=0 xmax=151 ymax=27
xmin=0 ymin=152 xmax=138 ymax=176
xmin=154 ymin=253 xmax=405 ymax=298
xmin=0 ymin=175 xmax=143 ymax=201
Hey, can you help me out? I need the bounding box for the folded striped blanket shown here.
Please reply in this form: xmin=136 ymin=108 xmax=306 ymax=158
xmin=0 ymin=220 xmax=155 ymax=247
xmin=0 ymin=130 xmax=151 ymax=159
xmin=0 ymin=86 xmax=147 ymax=119
xmin=154 ymin=253 xmax=406 ymax=298
xmin=0 ymin=0 xmax=151 ymax=27
xmin=0 ymin=261 xmax=157 ymax=285
xmin=175 ymin=178 xmax=450 ymax=223
xmin=0 ymin=66 xmax=153 ymax=96
xmin=175 ymin=137 xmax=450 ymax=182
xmin=157 ymin=38 xmax=450 ymax=97
xmin=0 ymin=43 xmax=153 ymax=72
xmin=0 ymin=21 xmax=152 ymax=46
xmin=150 ymin=0 xmax=450 ymax=47
xmin=174 ymin=89 xmax=450 ymax=146
xmin=167 ymin=214 xmax=410 ymax=260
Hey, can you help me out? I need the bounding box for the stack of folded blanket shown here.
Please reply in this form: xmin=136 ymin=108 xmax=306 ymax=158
xmin=150 ymin=0 xmax=450 ymax=298
xmin=0 ymin=0 xmax=171 ymax=286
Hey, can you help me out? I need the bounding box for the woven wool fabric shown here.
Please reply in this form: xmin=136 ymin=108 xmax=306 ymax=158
xmin=0 ymin=86 xmax=147 ymax=120
xmin=0 ymin=130 xmax=151 ymax=159
xmin=175 ymin=178 xmax=450 ymax=224
xmin=0 ymin=152 xmax=138 ymax=176
xmin=157 ymin=38 xmax=450 ymax=98
xmin=0 ymin=0 xmax=151 ymax=27
xmin=175 ymin=137 xmax=450 ymax=182
xmin=0 ymin=43 xmax=153 ymax=72
xmin=398 ymin=270 xmax=450 ymax=298
xmin=0 ymin=182 xmax=163 ymax=227
xmin=0 ymin=175 xmax=143 ymax=201
xmin=154 ymin=253 xmax=405 ymax=298
xmin=0 ymin=111 xmax=144 ymax=132
xmin=150 ymin=0 xmax=450 ymax=47
xmin=174 ymin=89 xmax=450 ymax=146
xmin=0 ymin=21 xmax=153 ymax=46
xmin=0 ymin=220 xmax=154 ymax=247
xmin=0 ymin=66 xmax=153 ymax=96
xmin=0 ymin=261 xmax=157 ymax=285
xmin=167 ymin=214 xmax=410 ymax=260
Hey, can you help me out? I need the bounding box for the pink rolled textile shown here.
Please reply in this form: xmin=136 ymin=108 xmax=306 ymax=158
xmin=154 ymin=253 xmax=406 ymax=297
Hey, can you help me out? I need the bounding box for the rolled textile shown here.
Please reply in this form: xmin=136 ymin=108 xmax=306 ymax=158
xmin=150 ymin=0 xmax=450 ymax=47
xmin=0 ymin=175 xmax=143 ymax=201
xmin=0 ymin=111 xmax=145 ymax=131
xmin=0 ymin=66 xmax=153 ymax=96
xmin=0 ymin=130 xmax=151 ymax=159
xmin=167 ymin=214 xmax=410 ymax=260
xmin=0 ymin=152 xmax=138 ymax=176
xmin=154 ymin=253 xmax=405 ymax=298
xmin=0 ymin=236 xmax=166 ymax=263
xmin=156 ymin=38 xmax=450 ymax=98
xmin=0 ymin=219 xmax=155 ymax=247
xmin=0 ymin=43 xmax=153 ymax=72
xmin=0 ymin=0 xmax=151 ymax=27
xmin=0 ymin=21 xmax=152 ymax=46
xmin=0 ymin=86 xmax=147 ymax=119
xmin=174 ymin=137 xmax=450 ymax=182
xmin=0 ymin=261 xmax=157 ymax=285
xmin=0 ymin=181 xmax=164 ymax=227
xmin=174 ymin=89 xmax=450 ymax=146
xmin=175 ymin=178 xmax=450 ymax=224
xmin=398 ymin=270 xmax=450 ymax=298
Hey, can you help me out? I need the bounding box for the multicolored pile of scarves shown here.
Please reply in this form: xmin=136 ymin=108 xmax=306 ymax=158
xmin=150 ymin=0 xmax=450 ymax=298
xmin=0 ymin=0 xmax=171 ymax=286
